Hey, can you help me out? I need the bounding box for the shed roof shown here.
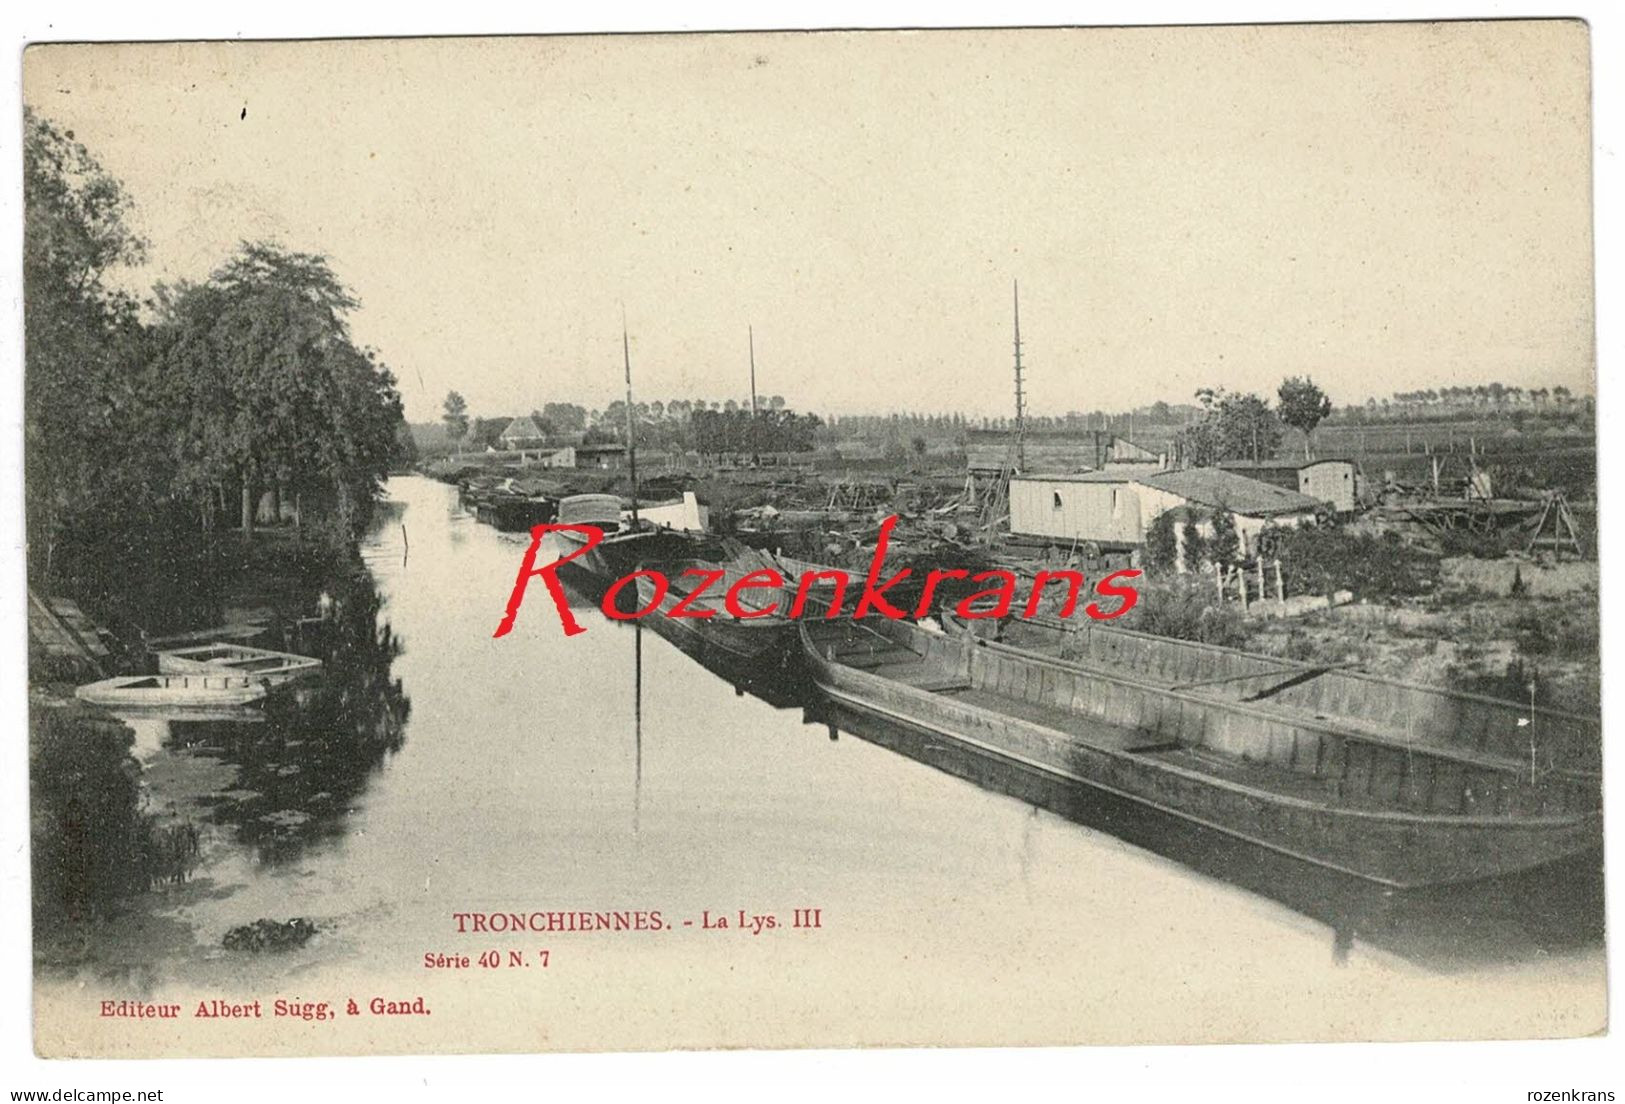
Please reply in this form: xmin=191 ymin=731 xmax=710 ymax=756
xmin=1011 ymin=469 xmax=1124 ymax=484
xmin=1216 ymin=458 xmax=1354 ymax=473
xmin=1139 ymin=468 xmax=1323 ymax=516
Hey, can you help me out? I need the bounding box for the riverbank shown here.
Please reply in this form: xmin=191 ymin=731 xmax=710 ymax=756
xmin=29 ymin=525 xmax=388 ymax=971
xmin=1238 ymin=575 xmax=1600 ymax=717
xmin=31 ymin=477 xmax=1606 ymax=1057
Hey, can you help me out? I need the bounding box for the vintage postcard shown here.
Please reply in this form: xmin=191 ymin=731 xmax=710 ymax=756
xmin=22 ymin=21 xmax=1602 ymax=1058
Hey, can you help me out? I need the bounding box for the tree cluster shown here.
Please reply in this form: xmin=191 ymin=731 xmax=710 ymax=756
xmin=24 ymin=108 xmax=407 ymax=584
xmin=689 ymin=407 xmax=823 ymax=456
xmin=1390 ymin=383 xmax=1573 ymax=407
xmin=1173 ymin=378 xmax=1334 ymax=465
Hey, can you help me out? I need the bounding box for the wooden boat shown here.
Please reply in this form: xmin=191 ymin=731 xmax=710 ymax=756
xmin=945 ymin=610 xmax=1602 ymax=775
xmin=554 ymin=493 xmax=722 ymax=587
xmin=76 ymin=672 xmax=269 ymax=709
xmin=800 ymin=615 xmax=1601 ymax=888
xmin=632 ymin=545 xmax=800 ymax=670
xmin=156 ymin=642 xmax=322 ymax=686
xmin=144 ymin=623 xmax=270 ymax=650
xmin=479 ymin=491 xmax=558 ymax=532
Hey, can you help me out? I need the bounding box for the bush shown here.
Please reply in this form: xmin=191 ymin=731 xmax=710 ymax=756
xmin=1209 ymin=508 xmax=1240 ymax=566
xmin=30 ymin=701 xmax=155 ymax=923
xmin=1180 ymin=519 xmax=1206 ymax=573
xmin=1273 ymin=525 xmax=1439 ymax=603
xmin=1114 ymin=576 xmax=1248 ymax=648
xmin=1143 ymin=511 xmax=1179 ymax=575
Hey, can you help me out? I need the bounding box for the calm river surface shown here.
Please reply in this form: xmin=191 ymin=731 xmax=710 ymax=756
xmin=38 ymin=476 xmax=1606 ymax=1054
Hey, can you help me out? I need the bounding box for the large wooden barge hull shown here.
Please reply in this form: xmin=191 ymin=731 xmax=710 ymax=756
xmin=633 ymin=574 xmax=798 ymax=670
xmin=801 ymin=624 xmax=1600 ymax=888
xmin=478 ymin=495 xmax=558 ymax=532
xmin=974 ymin=611 xmax=1601 ymax=774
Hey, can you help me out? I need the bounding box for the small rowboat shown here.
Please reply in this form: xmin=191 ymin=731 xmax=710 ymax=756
xmin=75 ymin=672 xmax=270 ymax=709
xmin=156 ymin=642 xmax=322 ymax=686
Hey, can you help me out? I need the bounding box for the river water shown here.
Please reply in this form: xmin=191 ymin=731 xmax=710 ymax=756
xmin=36 ymin=475 xmax=1606 ymax=1055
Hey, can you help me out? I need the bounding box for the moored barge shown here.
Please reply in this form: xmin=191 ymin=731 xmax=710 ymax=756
xmin=801 ymin=616 xmax=1601 ymax=888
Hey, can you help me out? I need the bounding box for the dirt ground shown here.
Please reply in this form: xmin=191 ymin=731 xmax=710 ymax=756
xmin=1239 ymin=577 xmax=1600 ymax=717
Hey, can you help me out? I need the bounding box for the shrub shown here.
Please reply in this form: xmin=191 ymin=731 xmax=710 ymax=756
xmin=30 ymin=702 xmax=155 ymax=923
xmin=1143 ymin=511 xmax=1179 ymax=575
xmin=1273 ymin=525 xmax=1439 ymax=603
xmin=1209 ymin=508 xmax=1240 ymax=566
xmin=1117 ymin=576 xmax=1248 ymax=648
xmin=1180 ymin=519 xmax=1206 ymax=573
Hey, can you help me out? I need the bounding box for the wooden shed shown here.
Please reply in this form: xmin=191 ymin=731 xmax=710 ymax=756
xmin=1010 ymin=467 xmax=1323 ymax=555
xmin=1216 ymin=458 xmax=1358 ymax=513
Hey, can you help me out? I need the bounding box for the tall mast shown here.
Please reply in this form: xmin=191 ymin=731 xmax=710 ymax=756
xmin=1012 ymin=279 xmax=1026 ymax=472
xmin=748 ymin=325 xmax=759 ymax=419
xmin=633 ymin=621 xmax=643 ymax=833
xmin=621 ymin=309 xmax=640 ymax=524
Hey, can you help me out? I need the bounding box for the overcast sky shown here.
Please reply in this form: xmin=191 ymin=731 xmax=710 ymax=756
xmin=24 ymin=22 xmax=1594 ymax=423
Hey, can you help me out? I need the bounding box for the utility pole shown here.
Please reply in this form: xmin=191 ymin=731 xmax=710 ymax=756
xmin=621 ymin=309 xmax=640 ymax=524
xmin=748 ymin=325 xmax=759 ymax=420
xmin=1012 ymin=280 xmax=1026 ymax=472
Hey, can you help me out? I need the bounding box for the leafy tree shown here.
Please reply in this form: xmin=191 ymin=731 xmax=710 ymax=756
xmin=1277 ymin=376 xmax=1334 ymax=458
xmin=689 ymin=407 xmax=822 ymax=457
xmin=467 ymin=416 xmax=509 ymax=451
xmin=1175 ymin=388 xmax=1284 ymax=465
xmin=526 ymin=410 xmax=556 ymax=439
xmin=1209 ymin=508 xmax=1240 ymax=565
xmin=152 ymin=242 xmax=404 ymax=543
xmin=394 ymin=421 xmax=419 ymax=465
xmin=23 ymin=107 xmax=155 ymax=579
xmin=442 ymin=390 xmax=469 ymax=447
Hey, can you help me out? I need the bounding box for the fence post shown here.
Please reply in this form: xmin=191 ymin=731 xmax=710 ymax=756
xmin=1236 ymin=566 xmax=1249 ymax=612
xmin=1214 ymin=561 xmax=1224 ymax=601
xmin=1274 ymin=559 xmax=1285 ymax=602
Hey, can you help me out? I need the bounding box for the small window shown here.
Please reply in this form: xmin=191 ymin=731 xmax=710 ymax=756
xmin=1052 ymin=491 xmax=1063 ymax=509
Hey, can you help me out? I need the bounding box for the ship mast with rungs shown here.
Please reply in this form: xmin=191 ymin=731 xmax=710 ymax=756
xmin=1012 ymin=280 xmax=1026 ymax=473
xmin=621 ymin=310 xmax=640 ymax=525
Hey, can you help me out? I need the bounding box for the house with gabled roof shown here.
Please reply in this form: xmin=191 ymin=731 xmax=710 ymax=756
xmin=498 ymin=416 xmax=546 ymax=450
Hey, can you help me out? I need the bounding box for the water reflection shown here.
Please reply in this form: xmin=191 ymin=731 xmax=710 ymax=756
xmin=634 ymin=621 xmax=642 ymax=834
xmin=806 ymin=698 xmax=1604 ymax=973
xmin=580 ymin=565 xmax=1603 ymax=975
xmin=606 ymin=593 xmax=810 ymax=710
xmin=161 ymin=566 xmax=410 ymax=862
